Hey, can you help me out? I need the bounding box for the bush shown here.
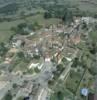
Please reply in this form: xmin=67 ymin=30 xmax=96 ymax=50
xmin=44 ymin=12 xmax=52 ymax=19
xmin=12 ymin=83 xmax=18 ymax=89
xmin=17 ymin=52 xmax=24 ymax=59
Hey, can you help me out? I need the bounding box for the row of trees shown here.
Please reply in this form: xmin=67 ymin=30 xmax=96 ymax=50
xmin=43 ymin=3 xmax=93 ymax=24
xmin=0 ymin=3 xmax=18 ymax=15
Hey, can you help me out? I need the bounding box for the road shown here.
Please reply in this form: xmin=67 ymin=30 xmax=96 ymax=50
xmin=38 ymin=88 xmax=48 ymax=100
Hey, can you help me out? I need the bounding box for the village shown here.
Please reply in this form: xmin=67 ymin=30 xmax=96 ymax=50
xmin=0 ymin=16 xmax=96 ymax=100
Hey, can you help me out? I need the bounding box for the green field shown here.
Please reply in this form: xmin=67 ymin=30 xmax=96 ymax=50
xmin=0 ymin=30 xmax=14 ymax=43
xmin=0 ymin=14 xmax=61 ymax=43
xmin=26 ymin=14 xmax=61 ymax=25
xmin=0 ymin=19 xmax=25 ymax=43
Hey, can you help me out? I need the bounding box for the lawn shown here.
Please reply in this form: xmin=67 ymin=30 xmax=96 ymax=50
xmin=50 ymin=82 xmax=73 ymax=100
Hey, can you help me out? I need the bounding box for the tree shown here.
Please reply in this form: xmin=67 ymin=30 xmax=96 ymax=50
xmin=94 ymin=13 xmax=97 ymax=18
xmin=0 ymin=42 xmax=8 ymax=56
xmin=94 ymin=23 xmax=97 ymax=30
xmin=44 ymin=12 xmax=52 ymax=19
xmin=32 ymin=22 xmax=42 ymax=31
xmin=13 ymin=23 xmax=30 ymax=35
xmin=33 ymin=54 xmax=40 ymax=60
xmin=71 ymin=57 xmax=79 ymax=68
xmin=89 ymin=62 xmax=97 ymax=75
xmin=62 ymin=8 xmax=73 ymax=23
xmin=21 ymin=41 xmax=25 ymax=47
xmin=57 ymin=91 xmax=64 ymax=100
xmin=56 ymin=64 xmax=64 ymax=72
xmin=48 ymin=80 xmax=54 ymax=86
xmin=89 ymin=42 xmax=97 ymax=54
xmin=9 ymin=34 xmax=14 ymax=41
xmin=81 ymin=22 xmax=87 ymax=30
xmin=17 ymin=23 xmax=27 ymax=29
xmin=34 ymin=67 xmax=40 ymax=73
xmin=27 ymin=69 xmax=34 ymax=74
xmin=3 ymin=91 xmax=12 ymax=100
xmin=12 ymin=83 xmax=18 ymax=89
xmin=17 ymin=52 xmax=24 ymax=59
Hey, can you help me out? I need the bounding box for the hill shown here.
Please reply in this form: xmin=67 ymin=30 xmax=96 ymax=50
xmin=0 ymin=0 xmax=97 ymax=18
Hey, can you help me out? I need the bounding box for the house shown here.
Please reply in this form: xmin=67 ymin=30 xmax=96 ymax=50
xmin=12 ymin=40 xmax=22 ymax=48
xmin=45 ymin=57 xmax=51 ymax=62
xmin=81 ymin=17 xmax=97 ymax=25
xmin=70 ymin=34 xmax=81 ymax=45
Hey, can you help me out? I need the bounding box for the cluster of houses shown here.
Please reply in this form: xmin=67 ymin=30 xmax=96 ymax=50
xmin=7 ymin=17 xmax=82 ymax=67
xmin=2 ymin=17 xmax=96 ymax=72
